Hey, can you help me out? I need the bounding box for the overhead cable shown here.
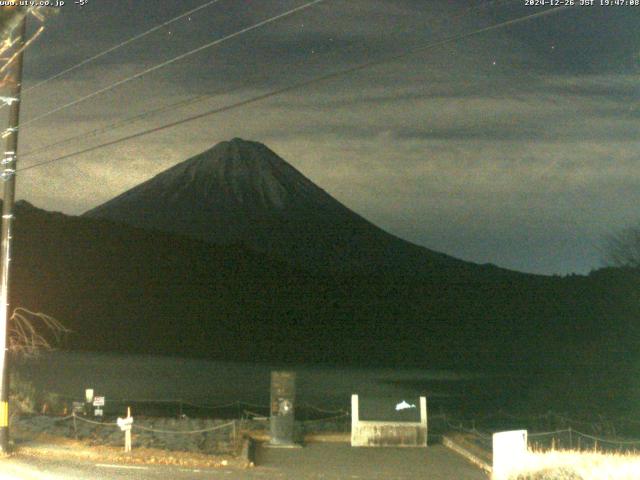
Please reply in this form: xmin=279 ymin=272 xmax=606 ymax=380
xmin=19 ymin=6 xmax=571 ymax=173
xmin=14 ymin=0 xmax=226 ymax=96
xmin=16 ymin=0 xmax=327 ymax=130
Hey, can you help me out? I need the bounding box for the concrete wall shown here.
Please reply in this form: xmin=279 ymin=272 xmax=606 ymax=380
xmin=351 ymin=394 xmax=427 ymax=447
xmin=352 ymin=421 xmax=427 ymax=447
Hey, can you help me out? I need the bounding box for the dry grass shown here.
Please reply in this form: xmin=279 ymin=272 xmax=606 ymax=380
xmin=509 ymin=449 xmax=640 ymax=480
xmin=13 ymin=432 xmax=248 ymax=470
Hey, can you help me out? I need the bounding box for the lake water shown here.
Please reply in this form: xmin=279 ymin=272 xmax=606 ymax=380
xmin=14 ymin=351 xmax=484 ymax=417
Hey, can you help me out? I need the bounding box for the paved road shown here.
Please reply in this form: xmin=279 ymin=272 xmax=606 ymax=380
xmin=2 ymin=443 xmax=488 ymax=479
xmin=1 ymin=456 xmax=233 ymax=480
xmin=254 ymin=443 xmax=489 ymax=479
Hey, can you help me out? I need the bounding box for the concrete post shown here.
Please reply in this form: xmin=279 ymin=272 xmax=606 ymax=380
xmin=351 ymin=394 xmax=359 ymax=432
xmin=269 ymin=371 xmax=296 ymax=446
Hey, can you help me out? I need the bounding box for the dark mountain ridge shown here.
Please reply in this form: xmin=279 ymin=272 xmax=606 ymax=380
xmin=9 ymin=201 xmax=638 ymax=368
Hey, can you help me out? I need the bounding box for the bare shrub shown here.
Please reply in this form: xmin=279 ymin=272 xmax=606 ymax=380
xmin=7 ymin=308 xmax=70 ymax=419
xmin=603 ymin=225 xmax=640 ymax=269
xmin=8 ymin=307 xmax=70 ymax=357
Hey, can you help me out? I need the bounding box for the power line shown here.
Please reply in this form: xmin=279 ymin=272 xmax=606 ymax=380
xmin=21 ymin=93 xmax=210 ymax=159
xmin=20 ymin=77 xmax=264 ymax=160
xmin=18 ymin=6 xmax=571 ymax=173
xmin=17 ymin=0 xmax=225 ymax=97
xmin=16 ymin=0 xmax=328 ymax=130
xmin=0 ymin=25 xmax=44 ymax=76
xmin=20 ymin=0 xmax=522 ymax=161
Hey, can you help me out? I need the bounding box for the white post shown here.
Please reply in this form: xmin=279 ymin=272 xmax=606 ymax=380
xmin=125 ymin=428 xmax=131 ymax=453
xmin=351 ymin=394 xmax=359 ymax=431
xmin=350 ymin=394 xmax=359 ymax=447
xmin=419 ymin=396 xmax=427 ymax=427
xmin=119 ymin=406 xmax=133 ymax=453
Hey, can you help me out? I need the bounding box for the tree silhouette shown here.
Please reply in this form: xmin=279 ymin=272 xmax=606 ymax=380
xmin=9 ymin=307 xmax=69 ymax=358
xmin=604 ymin=225 xmax=640 ymax=269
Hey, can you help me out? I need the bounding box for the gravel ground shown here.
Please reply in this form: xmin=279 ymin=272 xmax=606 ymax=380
xmin=11 ymin=414 xmax=490 ymax=478
xmin=7 ymin=436 xmax=489 ymax=479
xmin=10 ymin=434 xmax=247 ymax=470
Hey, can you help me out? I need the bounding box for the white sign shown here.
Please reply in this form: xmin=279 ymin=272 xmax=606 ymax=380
xmin=395 ymin=400 xmax=416 ymax=411
xmin=85 ymin=389 xmax=94 ymax=403
xmin=117 ymin=416 xmax=133 ymax=431
xmin=94 ymin=408 xmax=104 ymax=417
xmin=93 ymin=396 xmax=105 ymax=407
xmin=493 ymin=430 xmax=528 ymax=480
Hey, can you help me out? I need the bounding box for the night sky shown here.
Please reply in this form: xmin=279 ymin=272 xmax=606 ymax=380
xmin=6 ymin=1 xmax=640 ymax=275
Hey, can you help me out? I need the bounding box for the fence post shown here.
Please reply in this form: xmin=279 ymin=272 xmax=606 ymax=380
xmin=72 ymin=412 xmax=78 ymax=440
xmin=233 ymin=420 xmax=238 ymax=451
xmin=569 ymin=427 xmax=572 ymax=450
xmin=126 ymin=407 xmax=132 ymax=453
xmin=118 ymin=406 xmax=133 ymax=453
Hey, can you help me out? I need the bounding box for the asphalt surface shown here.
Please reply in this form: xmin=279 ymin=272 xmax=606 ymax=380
xmin=1 ymin=455 xmax=244 ymax=480
xmin=1 ymin=443 xmax=488 ymax=479
xmin=254 ymin=443 xmax=489 ymax=479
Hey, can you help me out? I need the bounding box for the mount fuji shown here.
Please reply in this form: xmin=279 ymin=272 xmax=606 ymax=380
xmin=84 ymin=138 xmax=501 ymax=275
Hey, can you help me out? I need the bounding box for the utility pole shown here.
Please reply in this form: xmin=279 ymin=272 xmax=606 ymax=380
xmin=0 ymin=10 xmax=27 ymax=452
